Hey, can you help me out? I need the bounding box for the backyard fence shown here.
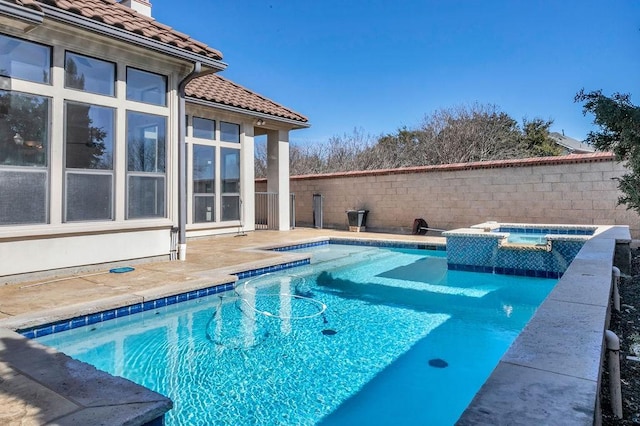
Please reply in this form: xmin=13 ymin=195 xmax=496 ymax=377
xmin=257 ymin=153 xmax=640 ymax=239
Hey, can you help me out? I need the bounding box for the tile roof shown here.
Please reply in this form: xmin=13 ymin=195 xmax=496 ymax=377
xmin=186 ymin=73 xmax=309 ymax=124
xmin=8 ymin=0 xmax=223 ymax=60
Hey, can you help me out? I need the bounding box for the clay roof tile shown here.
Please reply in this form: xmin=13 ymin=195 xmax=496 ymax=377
xmin=7 ymin=0 xmax=223 ymax=60
xmin=186 ymin=74 xmax=308 ymax=123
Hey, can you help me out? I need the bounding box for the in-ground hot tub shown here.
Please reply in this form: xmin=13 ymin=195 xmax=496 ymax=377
xmin=443 ymin=222 xmax=598 ymax=278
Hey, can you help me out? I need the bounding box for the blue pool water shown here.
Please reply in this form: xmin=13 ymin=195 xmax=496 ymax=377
xmin=36 ymin=244 xmax=557 ymax=425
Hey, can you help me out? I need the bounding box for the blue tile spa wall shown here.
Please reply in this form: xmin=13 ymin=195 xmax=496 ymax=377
xmin=447 ymin=236 xmax=499 ymax=269
xmin=447 ymin=236 xmax=586 ymax=278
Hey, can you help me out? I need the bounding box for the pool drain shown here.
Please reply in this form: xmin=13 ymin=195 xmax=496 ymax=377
xmin=322 ymin=329 xmax=337 ymax=336
xmin=428 ymin=358 xmax=448 ymax=368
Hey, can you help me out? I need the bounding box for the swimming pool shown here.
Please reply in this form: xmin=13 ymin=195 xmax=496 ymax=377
xmin=36 ymin=244 xmax=557 ymax=425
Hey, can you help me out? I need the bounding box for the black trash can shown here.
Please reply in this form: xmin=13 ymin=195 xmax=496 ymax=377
xmin=346 ymin=209 xmax=368 ymax=232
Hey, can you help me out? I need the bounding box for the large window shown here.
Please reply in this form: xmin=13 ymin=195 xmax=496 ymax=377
xmin=193 ymin=117 xmax=215 ymax=140
xmin=0 ymin=90 xmax=50 ymax=225
xmin=65 ymin=52 xmax=115 ymax=96
xmin=220 ymin=121 xmax=240 ymax=143
xmin=65 ymin=102 xmax=115 ymax=221
xmin=221 ymin=147 xmax=240 ymax=221
xmin=0 ymin=33 xmax=176 ymax=229
xmin=192 ymin=145 xmax=215 ymax=223
xmin=0 ymin=34 xmax=51 ymax=84
xmin=126 ymin=68 xmax=167 ymax=106
xmin=126 ymin=111 xmax=166 ymax=219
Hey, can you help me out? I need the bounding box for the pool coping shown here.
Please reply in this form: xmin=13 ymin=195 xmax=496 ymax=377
xmin=456 ymin=225 xmax=630 ymax=425
xmin=0 ymin=327 xmax=173 ymax=425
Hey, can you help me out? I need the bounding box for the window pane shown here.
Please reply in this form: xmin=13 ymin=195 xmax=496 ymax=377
xmin=128 ymin=175 xmax=165 ymax=219
xmin=221 ymin=195 xmax=240 ymax=221
xmin=193 ymin=144 xmax=214 ymax=194
xmin=127 ymin=111 xmax=166 ymax=172
xmin=126 ymin=68 xmax=166 ymax=106
xmin=221 ymin=148 xmax=240 ymax=193
xmin=66 ymin=173 xmax=113 ymax=221
xmin=194 ymin=195 xmax=215 ymax=223
xmin=193 ymin=117 xmax=215 ymax=140
xmin=220 ymin=121 xmax=240 ymax=143
xmin=66 ymin=102 xmax=114 ymax=170
xmin=65 ymin=52 xmax=115 ymax=96
xmin=0 ymin=34 xmax=50 ymax=83
xmin=221 ymin=147 xmax=240 ymax=221
xmin=0 ymin=90 xmax=49 ymax=167
xmin=0 ymin=170 xmax=47 ymax=225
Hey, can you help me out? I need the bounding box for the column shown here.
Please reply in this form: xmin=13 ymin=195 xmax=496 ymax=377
xmin=241 ymin=125 xmax=255 ymax=230
xmin=267 ymin=130 xmax=290 ymax=230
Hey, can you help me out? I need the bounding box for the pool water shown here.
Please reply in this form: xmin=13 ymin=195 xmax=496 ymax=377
xmin=36 ymin=244 xmax=557 ymax=425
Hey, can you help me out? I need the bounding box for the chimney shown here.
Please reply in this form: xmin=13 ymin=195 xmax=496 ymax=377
xmin=120 ymin=0 xmax=152 ymax=18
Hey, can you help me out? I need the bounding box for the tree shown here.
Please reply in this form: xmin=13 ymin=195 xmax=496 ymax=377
xmin=521 ymin=117 xmax=562 ymax=157
xmin=253 ymin=103 xmax=563 ymax=177
xmin=424 ymin=104 xmax=525 ymax=164
xmin=576 ymin=89 xmax=640 ymax=213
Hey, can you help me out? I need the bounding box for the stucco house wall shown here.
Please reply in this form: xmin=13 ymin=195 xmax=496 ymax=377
xmin=0 ymin=0 xmax=307 ymax=278
xmin=266 ymin=153 xmax=640 ymax=239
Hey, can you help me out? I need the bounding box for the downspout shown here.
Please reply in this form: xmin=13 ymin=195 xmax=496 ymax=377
xmin=177 ymin=62 xmax=203 ymax=261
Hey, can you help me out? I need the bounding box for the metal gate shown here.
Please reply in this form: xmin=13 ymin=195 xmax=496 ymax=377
xmin=255 ymin=193 xmax=296 ymax=230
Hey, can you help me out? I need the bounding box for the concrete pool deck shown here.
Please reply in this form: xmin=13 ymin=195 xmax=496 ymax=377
xmin=0 ymin=226 xmax=630 ymax=425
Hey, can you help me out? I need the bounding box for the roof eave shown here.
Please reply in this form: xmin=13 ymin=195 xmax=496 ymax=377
xmin=0 ymin=0 xmax=44 ymax=26
xmin=187 ymin=96 xmax=310 ymax=129
xmin=39 ymin=3 xmax=227 ymax=71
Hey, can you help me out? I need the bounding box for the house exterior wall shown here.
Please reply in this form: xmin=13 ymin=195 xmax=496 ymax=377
xmin=1 ymin=11 xmax=300 ymax=277
xmin=0 ymin=228 xmax=169 ymax=276
xmin=0 ymin=20 xmax=190 ymax=277
xmin=263 ymin=154 xmax=640 ymax=239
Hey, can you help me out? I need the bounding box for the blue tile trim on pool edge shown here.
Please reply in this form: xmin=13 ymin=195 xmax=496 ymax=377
xmin=19 ymin=282 xmax=234 ymax=339
xmin=19 ymin=259 xmax=313 ymax=339
xmin=271 ymin=239 xmax=446 ymax=252
xmin=448 ymin=263 xmax=562 ymax=279
xmin=497 ymin=227 xmax=594 ymax=236
xmin=335 ymin=239 xmax=447 ymax=250
xmin=235 ymin=259 xmax=311 ymax=279
xmin=271 ymin=240 xmax=330 ymax=251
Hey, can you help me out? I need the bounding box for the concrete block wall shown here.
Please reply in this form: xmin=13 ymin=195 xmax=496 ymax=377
xmin=256 ymin=153 xmax=640 ymax=239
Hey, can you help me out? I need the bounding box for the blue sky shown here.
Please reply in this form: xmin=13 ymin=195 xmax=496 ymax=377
xmin=152 ymin=0 xmax=640 ymax=145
